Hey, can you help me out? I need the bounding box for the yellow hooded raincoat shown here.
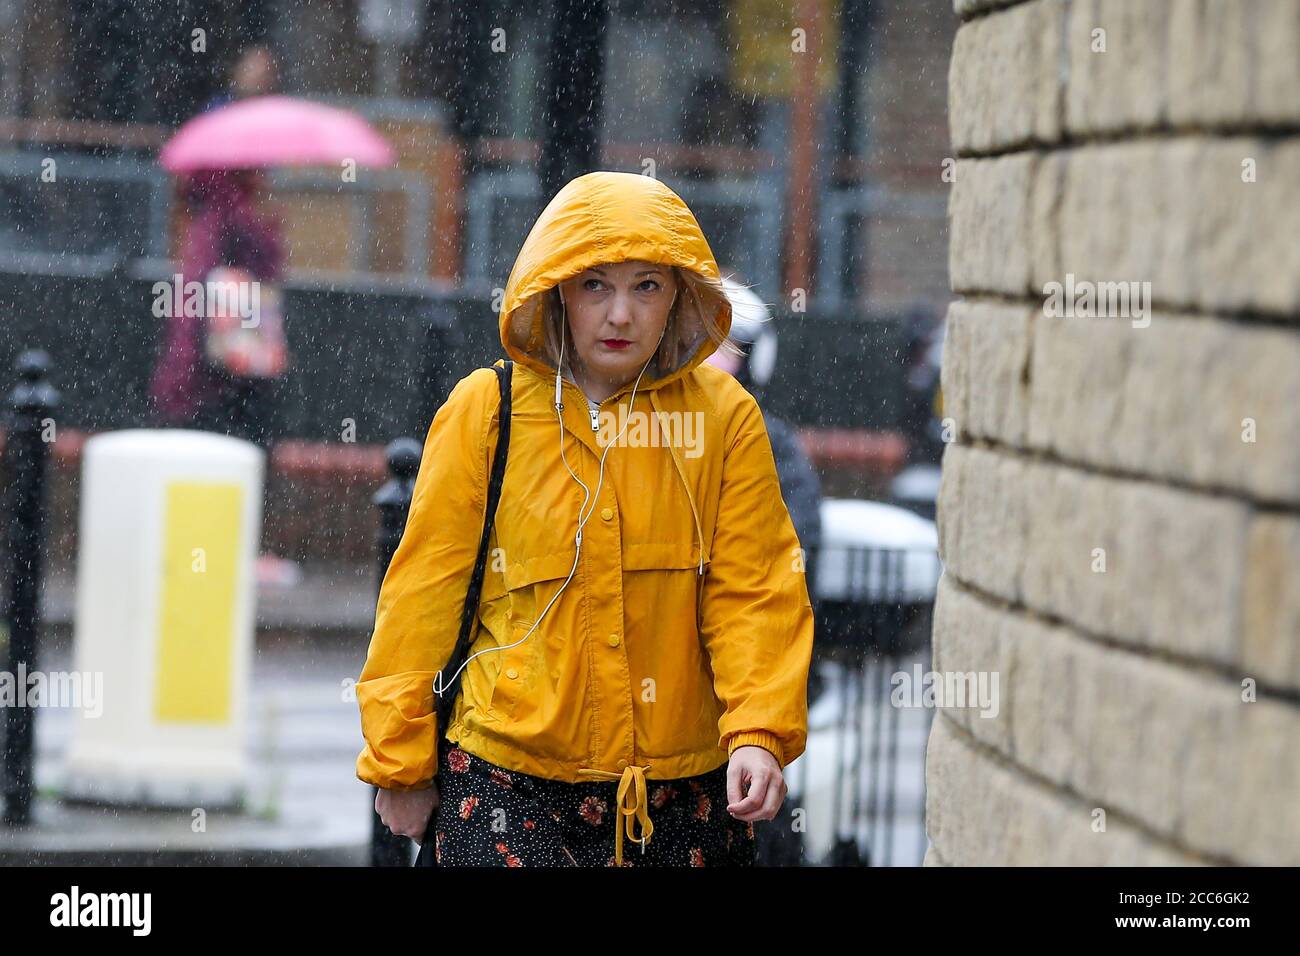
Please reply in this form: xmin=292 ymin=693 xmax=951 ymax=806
xmin=356 ymin=170 xmax=815 ymax=865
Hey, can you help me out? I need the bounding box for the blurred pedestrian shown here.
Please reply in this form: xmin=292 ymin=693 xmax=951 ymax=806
xmin=705 ymin=275 xmax=823 ymax=557
xmin=358 ymin=171 xmax=815 ymax=867
xmin=704 ymin=274 xmax=824 ymax=867
xmin=149 ymin=167 xmax=285 ymax=450
xmin=202 ymin=44 xmax=279 ymax=113
xmin=900 ymin=304 xmax=945 ymax=466
xmin=148 ymin=166 xmax=298 ymax=586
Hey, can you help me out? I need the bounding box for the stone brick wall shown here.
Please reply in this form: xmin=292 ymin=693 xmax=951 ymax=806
xmin=927 ymin=0 xmax=1299 ymax=865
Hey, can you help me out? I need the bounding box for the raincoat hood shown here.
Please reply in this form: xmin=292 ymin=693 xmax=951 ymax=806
xmin=500 ymin=170 xmax=732 ymax=390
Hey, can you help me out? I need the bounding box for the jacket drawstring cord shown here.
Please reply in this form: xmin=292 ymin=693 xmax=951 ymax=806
xmin=575 ymin=764 xmax=654 ymax=866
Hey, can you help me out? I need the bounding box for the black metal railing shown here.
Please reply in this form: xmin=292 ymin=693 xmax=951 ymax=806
xmin=368 ymin=438 xmax=423 ymax=866
xmin=767 ymin=544 xmax=943 ymax=867
xmin=1 ymin=350 xmax=60 ymax=826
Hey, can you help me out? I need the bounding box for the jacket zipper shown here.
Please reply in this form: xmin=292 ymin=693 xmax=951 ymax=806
xmin=561 ymin=378 xmax=628 ymax=433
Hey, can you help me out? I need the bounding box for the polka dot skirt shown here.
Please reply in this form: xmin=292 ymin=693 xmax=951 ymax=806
xmin=427 ymin=745 xmax=756 ymax=867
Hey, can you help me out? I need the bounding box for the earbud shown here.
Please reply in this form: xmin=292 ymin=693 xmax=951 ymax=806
xmin=555 ymin=287 xmax=567 ymax=411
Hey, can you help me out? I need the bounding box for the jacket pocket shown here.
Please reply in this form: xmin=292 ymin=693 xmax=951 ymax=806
xmin=502 ymin=550 xmax=578 ymax=591
xmin=486 ymin=622 xmax=533 ymax=721
xmin=485 ymin=550 xmax=577 ymax=723
xmin=622 ymin=541 xmax=706 ymax=633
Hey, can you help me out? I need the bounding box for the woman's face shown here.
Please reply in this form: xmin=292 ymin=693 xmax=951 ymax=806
xmin=558 ymin=260 xmax=678 ymax=397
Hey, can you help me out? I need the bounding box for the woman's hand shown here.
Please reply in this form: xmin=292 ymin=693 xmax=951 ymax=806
xmin=375 ymin=783 xmax=441 ymax=844
xmin=725 ymin=746 xmax=788 ymax=822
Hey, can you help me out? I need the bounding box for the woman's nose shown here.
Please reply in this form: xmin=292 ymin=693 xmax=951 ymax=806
xmin=605 ymin=293 xmax=634 ymax=327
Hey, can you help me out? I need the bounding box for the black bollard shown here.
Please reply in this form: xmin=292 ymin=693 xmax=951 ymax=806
xmin=368 ymin=437 xmax=423 ymax=867
xmin=2 ymin=350 xmax=60 ymax=826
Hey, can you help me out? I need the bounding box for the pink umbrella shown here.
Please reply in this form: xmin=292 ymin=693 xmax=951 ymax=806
xmin=159 ymin=94 xmax=396 ymax=172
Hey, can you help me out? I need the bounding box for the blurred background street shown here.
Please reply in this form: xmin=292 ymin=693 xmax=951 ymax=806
xmin=11 ymin=0 xmax=1291 ymax=874
xmin=1 ymin=0 xmax=957 ymax=867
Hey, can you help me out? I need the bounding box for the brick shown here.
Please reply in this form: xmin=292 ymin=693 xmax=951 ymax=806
xmin=1057 ymin=0 xmax=1300 ymax=136
xmin=1241 ymin=515 xmax=1300 ymax=690
xmin=1237 ymin=139 xmax=1300 ymax=316
xmin=1168 ymin=0 xmax=1300 ymax=128
xmin=949 ymin=0 xmax=1064 ymax=153
xmin=1254 ymin=0 xmax=1300 ymax=125
xmin=1112 ymin=316 xmax=1300 ymax=504
xmin=942 ymin=299 xmax=1033 ymax=446
xmin=936 ymin=445 xmax=1030 ymax=603
xmin=949 ymin=153 xmax=1040 ymax=295
xmin=1175 ymin=688 xmax=1292 ymax=864
xmin=1066 ymin=0 xmax=1172 ymax=134
xmin=1188 ymin=138 xmax=1300 ymax=316
xmin=1166 ymin=0 xmax=1249 ymax=128
xmin=1124 ymin=341 xmax=1286 ymax=488
xmin=931 ymin=573 xmax=1017 ymax=753
xmin=1028 ymin=311 xmax=1300 ymax=505
xmin=1056 ymin=140 xmax=1195 ymax=310
xmin=1025 ymin=309 xmax=1133 ymax=467
xmin=1028 ymin=149 xmax=1066 ymax=287
xmin=1056 ymin=138 xmax=1300 ymax=317
xmin=938 ymin=301 xmax=972 ymax=443
xmin=935 ymin=440 xmax=966 ymax=568
xmin=946 ymin=442 xmax=1300 ymax=697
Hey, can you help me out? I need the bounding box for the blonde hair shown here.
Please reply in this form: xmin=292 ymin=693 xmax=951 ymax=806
xmin=535 ymin=264 xmax=744 ymax=378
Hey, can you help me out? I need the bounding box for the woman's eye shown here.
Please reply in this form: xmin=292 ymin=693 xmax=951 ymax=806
xmin=638 ymin=279 xmax=661 ymax=292
xmin=583 ymin=278 xmax=603 ymax=292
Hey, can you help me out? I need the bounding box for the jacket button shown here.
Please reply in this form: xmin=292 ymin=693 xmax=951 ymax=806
xmin=606 ymin=633 xmax=620 ymax=647
xmin=600 ymin=506 xmax=614 ymax=521
xmin=505 ymin=667 xmax=519 ymax=680
xmin=617 ymin=759 xmax=627 ymax=769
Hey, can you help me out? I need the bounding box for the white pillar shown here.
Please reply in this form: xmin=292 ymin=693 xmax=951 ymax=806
xmin=61 ymin=429 xmax=263 ymax=808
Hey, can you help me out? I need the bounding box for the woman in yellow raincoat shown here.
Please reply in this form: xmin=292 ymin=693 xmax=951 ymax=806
xmin=357 ymin=170 xmax=815 ymax=867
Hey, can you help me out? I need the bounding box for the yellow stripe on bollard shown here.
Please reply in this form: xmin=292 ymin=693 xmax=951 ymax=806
xmin=154 ymin=480 xmax=244 ymax=723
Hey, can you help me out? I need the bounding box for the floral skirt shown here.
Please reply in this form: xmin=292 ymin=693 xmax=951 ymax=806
xmin=429 ymin=745 xmax=756 ymax=867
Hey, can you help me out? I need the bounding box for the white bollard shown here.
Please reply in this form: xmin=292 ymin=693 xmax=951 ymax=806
xmin=61 ymin=429 xmax=263 ymax=809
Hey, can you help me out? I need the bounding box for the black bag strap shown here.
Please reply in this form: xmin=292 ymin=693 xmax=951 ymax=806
xmin=416 ymin=361 xmax=511 ymax=867
xmin=417 ymin=361 xmax=511 ymax=867
xmin=433 ymin=360 xmax=512 ymax=738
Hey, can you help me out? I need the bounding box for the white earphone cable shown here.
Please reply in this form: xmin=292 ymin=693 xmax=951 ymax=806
xmin=435 ymin=285 xmax=670 ymax=698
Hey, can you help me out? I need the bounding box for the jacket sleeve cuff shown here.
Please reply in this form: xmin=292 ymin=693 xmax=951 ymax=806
xmin=356 ymin=733 xmax=441 ymax=790
xmin=355 ymin=670 xmax=443 ymax=789
xmin=726 ymin=730 xmax=785 ymax=767
xmin=356 ymin=761 xmax=438 ymax=791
